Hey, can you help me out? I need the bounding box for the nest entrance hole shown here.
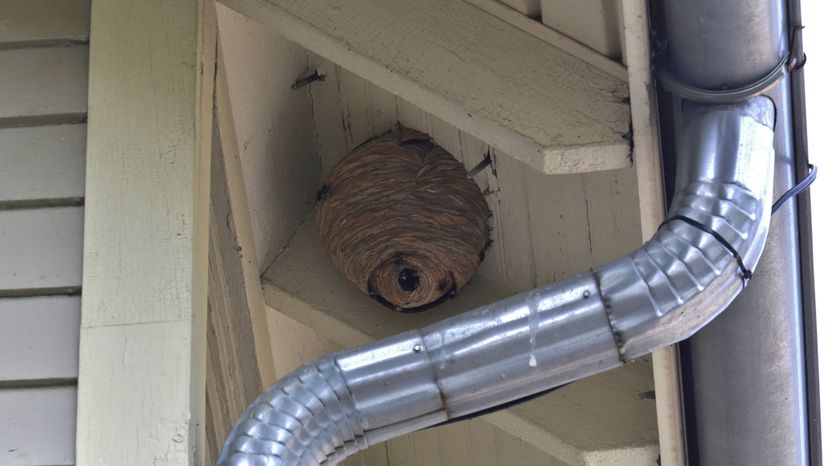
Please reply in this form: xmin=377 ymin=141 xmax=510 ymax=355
xmin=397 ymin=267 xmax=421 ymax=292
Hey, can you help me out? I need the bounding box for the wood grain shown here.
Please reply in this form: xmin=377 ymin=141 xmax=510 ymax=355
xmin=227 ymin=5 xmax=659 ymax=462
xmin=217 ymin=0 xmax=631 ymax=174
xmin=253 ymin=58 xmax=657 ymax=461
xmin=215 ymin=37 xmax=276 ymax=386
xmin=216 ymin=3 xmax=320 ymax=272
xmin=76 ymin=0 xmax=216 ymax=464
xmin=204 ymin=112 xmax=264 ymax=465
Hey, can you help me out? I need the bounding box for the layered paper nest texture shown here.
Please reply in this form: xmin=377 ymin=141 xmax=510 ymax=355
xmin=316 ymin=127 xmax=491 ymax=312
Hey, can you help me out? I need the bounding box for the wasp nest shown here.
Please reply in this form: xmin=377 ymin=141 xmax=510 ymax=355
xmin=316 ymin=127 xmax=491 ymax=312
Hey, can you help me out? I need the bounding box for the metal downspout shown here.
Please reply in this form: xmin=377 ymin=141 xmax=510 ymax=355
xmin=217 ymin=9 xmax=783 ymax=466
xmin=658 ymin=0 xmax=812 ymax=464
xmin=217 ymin=105 xmax=777 ymax=466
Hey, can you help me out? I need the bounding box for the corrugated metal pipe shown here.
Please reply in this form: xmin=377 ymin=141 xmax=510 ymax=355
xmin=217 ymin=95 xmax=776 ymax=465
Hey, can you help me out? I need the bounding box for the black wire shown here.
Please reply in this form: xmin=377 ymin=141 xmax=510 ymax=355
xmin=772 ymin=164 xmax=817 ymax=214
xmin=666 ymin=215 xmax=753 ymax=283
xmin=425 ymin=383 xmax=571 ymax=429
xmin=425 ymin=164 xmax=817 ymax=431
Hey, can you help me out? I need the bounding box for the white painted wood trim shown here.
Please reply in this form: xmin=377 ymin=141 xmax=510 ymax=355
xmin=464 ymin=0 xmax=628 ymax=82
xmin=217 ymin=0 xmax=631 ymax=175
xmin=540 ymin=0 xmax=624 ymax=61
xmin=205 ymin=120 xmax=267 ymax=462
xmin=215 ymin=43 xmax=277 ymax=386
xmin=215 ymin=4 xmax=321 ymax=274
xmin=621 ymin=1 xmax=686 ymax=465
xmin=75 ymin=0 xmax=217 ymax=464
xmin=650 ymin=347 xmax=685 ymax=466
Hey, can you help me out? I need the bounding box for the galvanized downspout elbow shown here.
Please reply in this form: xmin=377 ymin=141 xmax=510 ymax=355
xmin=217 ymin=96 xmax=776 ymax=466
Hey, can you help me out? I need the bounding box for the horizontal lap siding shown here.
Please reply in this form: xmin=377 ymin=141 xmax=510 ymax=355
xmin=0 ymin=296 xmax=81 ymax=382
xmin=0 ymin=386 xmax=77 ymax=466
xmin=0 ymin=206 xmax=84 ymax=292
xmin=0 ymin=46 xmax=88 ymax=125
xmin=0 ymin=1 xmax=89 ymax=464
xmin=0 ymin=124 xmax=86 ymax=204
xmin=0 ymin=0 xmax=90 ymax=45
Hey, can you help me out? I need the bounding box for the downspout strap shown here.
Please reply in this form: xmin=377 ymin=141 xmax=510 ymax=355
xmin=656 ymin=57 xmax=787 ymax=104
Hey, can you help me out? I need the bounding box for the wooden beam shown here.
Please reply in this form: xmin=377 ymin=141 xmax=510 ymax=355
xmin=214 ymin=41 xmax=277 ymax=386
xmin=75 ymin=0 xmax=216 ymax=464
xmin=465 ymin=0 xmax=628 ymax=82
xmin=217 ymin=0 xmax=631 ymax=175
xmin=205 ymin=126 xmax=263 ymax=463
xmin=205 ymin=59 xmax=281 ymax=457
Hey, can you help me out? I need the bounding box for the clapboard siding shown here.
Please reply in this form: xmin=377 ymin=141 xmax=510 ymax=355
xmin=0 ymin=296 xmax=81 ymax=382
xmin=0 ymin=46 xmax=88 ymax=124
xmin=0 ymin=0 xmax=90 ymax=46
xmin=0 ymin=386 xmax=77 ymax=466
xmin=0 ymin=124 xmax=86 ymax=203
xmin=0 ymin=207 xmax=83 ymax=292
xmin=0 ymin=2 xmax=90 ymax=466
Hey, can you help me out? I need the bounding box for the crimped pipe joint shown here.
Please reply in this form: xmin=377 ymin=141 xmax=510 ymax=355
xmin=217 ymin=97 xmax=775 ymax=466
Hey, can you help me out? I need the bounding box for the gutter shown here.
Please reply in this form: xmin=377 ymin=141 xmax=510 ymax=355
xmin=217 ymin=93 xmax=777 ymax=464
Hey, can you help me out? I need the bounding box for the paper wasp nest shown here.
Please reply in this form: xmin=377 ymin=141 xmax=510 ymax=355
xmin=316 ymin=127 xmax=490 ymax=312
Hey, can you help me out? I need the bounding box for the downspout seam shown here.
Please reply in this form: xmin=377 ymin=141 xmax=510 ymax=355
xmin=591 ymin=270 xmax=627 ymax=362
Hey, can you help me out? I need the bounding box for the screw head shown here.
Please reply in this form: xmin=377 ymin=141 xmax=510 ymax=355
xmin=583 ymin=290 xmax=591 ymax=299
xmin=413 ymin=344 xmax=422 ymax=353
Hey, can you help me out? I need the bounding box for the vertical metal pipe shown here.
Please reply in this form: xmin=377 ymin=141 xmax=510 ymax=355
xmin=661 ymin=0 xmax=811 ymax=463
xmin=663 ymin=0 xmax=786 ymax=89
xmin=688 ymin=78 xmax=809 ymax=464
